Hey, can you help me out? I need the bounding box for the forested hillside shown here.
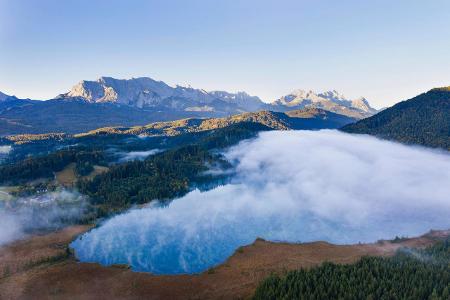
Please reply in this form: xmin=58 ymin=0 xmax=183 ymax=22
xmin=342 ymin=87 xmax=450 ymax=150
xmin=77 ymin=122 xmax=268 ymax=214
xmin=0 ymin=107 xmax=355 ymax=164
xmin=254 ymin=237 xmax=450 ymax=300
xmin=75 ymin=108 xmax=355 ymax=137
xmin=0 ymin=122 xmax=270 ymax=215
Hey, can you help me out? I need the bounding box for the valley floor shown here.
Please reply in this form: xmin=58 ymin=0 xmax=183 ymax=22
xmin=1 ymin=226 xmax=448 ymax=300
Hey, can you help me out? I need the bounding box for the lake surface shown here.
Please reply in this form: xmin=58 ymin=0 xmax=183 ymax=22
xmin=71 ymin=130 xmax=450 ymax=274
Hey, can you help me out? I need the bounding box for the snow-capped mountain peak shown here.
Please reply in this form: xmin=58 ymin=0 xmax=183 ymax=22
xmin=271 ymin=89 xmax=377 ymax=118
xmin=55 ymin=77 xmax=376 ymax=119
xmin=57 ymin=76 xmax=266 ymax=112
xmin=318 ymin=90 xmax=349 ymax=102
xmin=351 ymin=97 xmax=377 ymax=114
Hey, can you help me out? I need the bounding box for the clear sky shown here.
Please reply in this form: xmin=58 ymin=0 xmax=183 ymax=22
xmin=1 ymin=0 xmax=450 ymax=108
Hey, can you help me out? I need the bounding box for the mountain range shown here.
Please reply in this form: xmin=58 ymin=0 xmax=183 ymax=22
xmin=270 ymin=89 xmax=377 ymax=118
xmin=56 ymin=77 xmax=265 ymax=113
xmin=0 ymin=76 xmax=377 ymax=135
xmin=56 ymin=77 xmax=376 ymax=117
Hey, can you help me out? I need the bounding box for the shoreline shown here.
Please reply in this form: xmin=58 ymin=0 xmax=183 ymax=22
xmin=1 ymin=226 xmax=448 ymax=299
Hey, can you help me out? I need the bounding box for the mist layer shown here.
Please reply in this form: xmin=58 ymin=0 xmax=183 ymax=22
xmin=71 ymin=130 xmax=450 ymax=274
xmin=0 ymin=189 xmax=87 ymax=246
xmin=117 ymin=149 xmax=161 ymax=162
xmin=0 ymin=146 xmax=11 ymax=154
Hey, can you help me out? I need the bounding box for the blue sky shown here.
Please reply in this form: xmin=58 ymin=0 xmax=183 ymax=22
xmin=1 ymin=0 xmax=450 ymax=108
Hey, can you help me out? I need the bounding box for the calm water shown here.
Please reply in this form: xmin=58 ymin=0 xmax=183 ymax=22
xmin=70 ymin=131 xmax=450 ymax=274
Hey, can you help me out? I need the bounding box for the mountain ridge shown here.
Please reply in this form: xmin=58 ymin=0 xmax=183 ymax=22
xmin=1 ymin=108 xmax=356 ymax=142
xmin=56 ymin=76 xmax=263 ymax=113
xmin=56 ymin=76 xmax=376 ymax=118
xmin=342 ymin=87 xmax=450 ymax=150
xmin=270 ymin=89 xmax=377 ymax=119
xmin=81 ymin=107 xmax=355 ymax=137
xmin=0 ymin=76 xmax=377 ymax=135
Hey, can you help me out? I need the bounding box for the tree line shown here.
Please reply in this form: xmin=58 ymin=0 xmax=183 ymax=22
xmin=253 ymin=238 xmax=450 ymax=300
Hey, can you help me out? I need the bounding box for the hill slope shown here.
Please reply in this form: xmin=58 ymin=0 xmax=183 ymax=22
xmin=341 ymin=87 xmax=450 ymax=150
xmin=0 ymin=99 xmax=236 ymax=136
xmin=76 ymin=108 xmax=356 ymax=137
xmin=0 ymin=101 xmax=356 ymax=137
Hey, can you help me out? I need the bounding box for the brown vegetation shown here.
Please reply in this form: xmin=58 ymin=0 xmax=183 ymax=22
xmin=55 ymin=163 xmax=77 ymax=187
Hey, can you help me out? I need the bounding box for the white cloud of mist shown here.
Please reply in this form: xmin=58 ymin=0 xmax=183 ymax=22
xmin=0 ymin=189 xmax=88 ymax=246
xmin=0 ymin=145 xmax=12 ymax=162
xmin=0 ymin=211 xmax=23 ymax=247
xmin=0 ymin=145 xmax=12 ymax=154
xmin=117 ymin=149 xmax=161 ymax=162
xmin=71 ymin=130 xmax=450 ymax=274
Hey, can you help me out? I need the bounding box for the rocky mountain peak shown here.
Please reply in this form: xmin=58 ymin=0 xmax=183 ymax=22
xmin=57 ymin=76 xmax=266 ymax=112
xmin=351 ymin=97 xmax=376 ymax=113
xmin=271 ymin=89 xmax=377 ymax=119
xmin=54 ymin=76 xmax=377 ymax=119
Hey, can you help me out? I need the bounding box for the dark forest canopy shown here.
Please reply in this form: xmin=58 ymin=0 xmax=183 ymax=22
xmin=342 ymin=87 xmax=450 ymax=150
xmin=0 ymin=148 xmax=106 ymax=185
xmin=0 ymin=122 xmax=271 ymax=215
xmin=77 ymin=122 xmax=269 ymax=214
xmin=254 ymin=237 xmax=450 ymax=300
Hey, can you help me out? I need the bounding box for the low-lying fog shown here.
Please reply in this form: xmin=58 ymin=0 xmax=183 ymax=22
xmin=71 ymin=130 xmax=450 ymax=274
xmin=115 ymin=149 xmax=161 ymax=162
xmin=0 ymin=189 xmax=87 ymax=246
xmin=0 ymin=146 xmax=12 ymax=154
xmin=0 ymin=145 xmax=12 ymax=162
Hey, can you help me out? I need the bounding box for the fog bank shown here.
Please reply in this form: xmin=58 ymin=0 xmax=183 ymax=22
xmin=71 ymin=130 xmax=450 ymax=274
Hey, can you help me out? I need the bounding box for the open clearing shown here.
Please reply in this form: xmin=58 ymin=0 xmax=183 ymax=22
xmin=55 ymin=164 xmax=109 ymax=186
xmin=55 ymin=163 xmax=77 ymax=187
xmin=82 ymin=165 xmax=109 ymax=181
